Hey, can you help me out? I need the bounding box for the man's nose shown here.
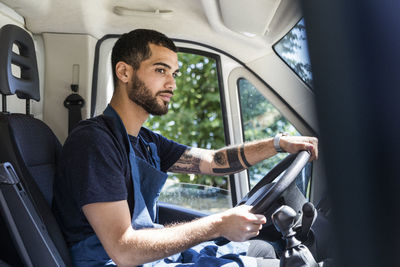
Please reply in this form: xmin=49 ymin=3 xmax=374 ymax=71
xmin=166 ymin=74 xmax=176 ymax=90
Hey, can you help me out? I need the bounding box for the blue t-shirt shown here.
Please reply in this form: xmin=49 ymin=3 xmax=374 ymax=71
xmin=52 ymin=115 xmax=187 ymax=246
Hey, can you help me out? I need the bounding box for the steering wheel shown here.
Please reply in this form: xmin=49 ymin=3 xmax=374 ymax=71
xmin=239 ymin=150 xmax=310 ymax=214
xmin=215 ymin=151 xmax=310 ymax=246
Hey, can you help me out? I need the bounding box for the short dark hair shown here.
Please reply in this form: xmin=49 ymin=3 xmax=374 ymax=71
xmin=111 ymin=29 xmax=177 ymax=86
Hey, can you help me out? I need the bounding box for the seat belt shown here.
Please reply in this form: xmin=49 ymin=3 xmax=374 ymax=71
xmin=64 ymin=92 xmax=85 ymax=133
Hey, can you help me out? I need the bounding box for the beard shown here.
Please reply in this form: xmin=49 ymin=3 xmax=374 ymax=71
xmin=128 ymin=73 xmax=172 ymax=116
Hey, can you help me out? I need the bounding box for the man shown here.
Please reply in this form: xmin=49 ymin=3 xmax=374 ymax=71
xmin=53 ymin=29 xmax=318 ymax=267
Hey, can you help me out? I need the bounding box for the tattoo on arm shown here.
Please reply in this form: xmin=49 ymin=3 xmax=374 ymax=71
xmin=168 ymin=149 xmax=201 ymax=174
xmin=214 ymin=151 xmax=227 ymax=166
xmin=240 ymin=145 xmax=252 ymax=168
xmin=169 ymin=145 xmax=253 ymax=175
xmin=212 ymin=145 xmax=252 ymax=174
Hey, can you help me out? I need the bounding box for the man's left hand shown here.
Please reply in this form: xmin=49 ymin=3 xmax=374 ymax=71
xmin=279 ymin=136 xmax=318 ymax=161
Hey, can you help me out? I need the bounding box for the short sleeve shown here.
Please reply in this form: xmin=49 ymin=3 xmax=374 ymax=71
xmin=155 ymin=133 xmax=188 ymax=172
xmin=61 ymin=125 xmax=128 ymax=207
xmin=139 ymin=128 xmax=188 ymax=172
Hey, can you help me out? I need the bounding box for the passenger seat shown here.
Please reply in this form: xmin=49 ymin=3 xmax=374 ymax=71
xmin=0 ymin=24 xmax=72 ymax=266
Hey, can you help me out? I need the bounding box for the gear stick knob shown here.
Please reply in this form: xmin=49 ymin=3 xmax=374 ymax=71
xmin=272 ymin=205 xmax=319 ymax=267
xmin=272 ymin=205 xmax=301 ymax=248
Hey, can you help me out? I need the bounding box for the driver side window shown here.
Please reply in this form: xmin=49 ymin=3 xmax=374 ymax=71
xmin=238 ymin=78 xmax=312 ymax=197
xmin=145 ymin=51 xmax=231 ymax=213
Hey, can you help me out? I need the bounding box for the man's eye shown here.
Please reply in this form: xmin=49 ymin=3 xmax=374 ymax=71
xmin=156 ymin=68 xmax=166 ymax=74
xmin=173 ymin=72 xmax=181 ymax=78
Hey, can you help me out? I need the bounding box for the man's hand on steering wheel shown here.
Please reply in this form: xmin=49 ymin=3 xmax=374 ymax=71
xmin=212 ymin=135 xmax=318 ymax=246
xmin=211 ymin=205 xmax=266 ymax=242
xmin=279 ymin=136 xmax=318 ymax=161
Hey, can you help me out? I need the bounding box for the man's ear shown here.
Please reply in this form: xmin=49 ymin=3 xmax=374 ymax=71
xmin=115 ymin=61 xmax=133 ymax=84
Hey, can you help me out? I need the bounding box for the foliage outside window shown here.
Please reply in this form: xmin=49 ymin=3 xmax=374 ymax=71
xmin=274 ymin=18 xmax=313 ymax=88
xmin=144 ymin=52 xmax=230 ymax=212
xmin=238 ymin=78 xmax=311 ymax=196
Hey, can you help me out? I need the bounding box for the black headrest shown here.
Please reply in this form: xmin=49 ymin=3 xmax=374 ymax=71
xmin=0 ymin=24 xmax=39 ymax=101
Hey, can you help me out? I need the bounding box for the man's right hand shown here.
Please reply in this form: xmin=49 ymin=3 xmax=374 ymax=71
xmin=83 ymin=201 xmax=266 ymax=267
xmin=213 ymin=205 xmax=266 ymax=242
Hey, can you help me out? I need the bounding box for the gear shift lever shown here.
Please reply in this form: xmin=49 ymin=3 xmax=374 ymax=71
xmin=272 ymin=205 xmax=319 ymax=267
xmin=272 ymin=205 xmax=301 ymax=249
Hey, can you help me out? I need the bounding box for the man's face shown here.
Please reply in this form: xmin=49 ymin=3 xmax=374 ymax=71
xmin=128 ymin=43 xmax=179 ymax=116
xmin=128 ymin=72 xmax=169 ymax=115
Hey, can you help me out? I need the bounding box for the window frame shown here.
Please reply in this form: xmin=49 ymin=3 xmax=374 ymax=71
xmin=152 ymin=48 xmax=237 ymax=210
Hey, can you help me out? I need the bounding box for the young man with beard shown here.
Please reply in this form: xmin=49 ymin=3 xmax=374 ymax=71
xmin=53 ymin=29 xmax=318 ymax=267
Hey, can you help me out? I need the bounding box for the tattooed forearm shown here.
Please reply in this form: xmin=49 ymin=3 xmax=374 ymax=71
xmin=168 ymin=149 xmax=201 ymax=174
xmin=212 ymin=145 xmax=252 ymax=174
xmin=169 ymin=145 xmax=253 ymax=175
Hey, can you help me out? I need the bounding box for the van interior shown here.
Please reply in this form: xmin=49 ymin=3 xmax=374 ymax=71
xmin=0 ymin=0 xmax=399 ymax=266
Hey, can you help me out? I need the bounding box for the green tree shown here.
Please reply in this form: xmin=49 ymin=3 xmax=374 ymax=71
xmin=144 ymin=52 xmax=228 ymax=189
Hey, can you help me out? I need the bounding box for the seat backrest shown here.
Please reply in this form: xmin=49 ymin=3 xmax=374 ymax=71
xmin=0 ymin=24 xmax=72 ymax=267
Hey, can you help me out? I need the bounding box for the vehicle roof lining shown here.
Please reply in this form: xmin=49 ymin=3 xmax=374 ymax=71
xmin=0 ymin=0 xmax=302 ymax=64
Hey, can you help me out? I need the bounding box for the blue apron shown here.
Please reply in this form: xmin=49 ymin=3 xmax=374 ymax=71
xmin=70 ymin=105 xmax=256 ymax=267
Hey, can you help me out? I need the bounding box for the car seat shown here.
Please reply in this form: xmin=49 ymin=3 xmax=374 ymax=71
xmin=0 ymin=24 xmax=72 ymax=266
